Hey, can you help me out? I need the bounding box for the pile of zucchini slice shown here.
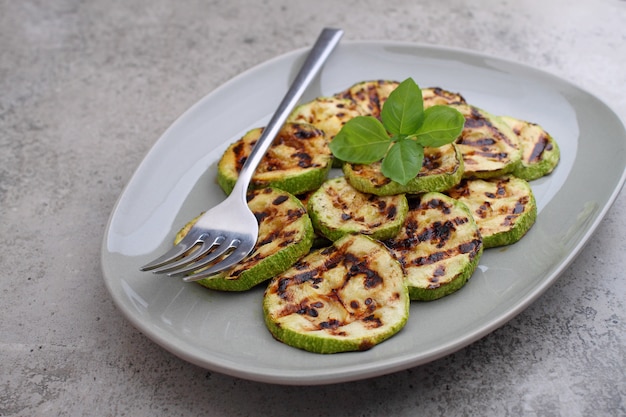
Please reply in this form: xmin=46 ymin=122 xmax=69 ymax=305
xmin=174 ymin=80 xmax=560 ymax=354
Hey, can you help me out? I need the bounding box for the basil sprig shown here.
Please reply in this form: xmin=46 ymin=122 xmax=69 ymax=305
xmin=329 ymin=78 xmax=465 ymax=185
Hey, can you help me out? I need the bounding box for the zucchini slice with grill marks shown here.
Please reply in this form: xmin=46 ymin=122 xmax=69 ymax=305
xmin=287 ymin=96 xmax=363 ymax=168
xmin=174 ymin=188 xmax=313 ymax=291
xmin=384 ymin=192 xmax=483 ymax=301
xmin=307 ymin=176 xmax=409 ymax=241
xmin=343 ymin=143 xmax=464 ymax=196
xmin=500 ymin=115 xmax=560 ymax=181
xmin=287 ymin=96 xmax=363 ymax=140
xmin=217 ymin=122 xmax=332 ymax=196
xmin=335 ymin=81 xmax=466 ymax=117
xmin=263 ymin=234 xmax=410 ymax=354
xmin=445 ymin=176 xmax=537 ymax=248
xmin=452 ymin=104 xmax=522 ymax=179
xmin=335 ymin=80 xmax=399 ymax=118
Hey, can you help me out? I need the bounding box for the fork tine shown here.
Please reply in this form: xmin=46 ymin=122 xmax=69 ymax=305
xmin=166 ymin=238 xmax=241 ymax=278
xmin=140 ymin=231 xmax=205 ymax=271
xmin=149 ymin=235 xmax=226 ymax=274
xmin=181 ymin=243 xmax=255 ymax=282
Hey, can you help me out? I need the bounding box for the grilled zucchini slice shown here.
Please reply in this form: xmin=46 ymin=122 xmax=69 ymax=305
xmin=263 ymin=234 xmax=410 ymax=354
xmin=307 ymin=176 xmax=409 ymax=241
xmin=500 ymin=116 xmax=560 ymax=181
xmin=335 ymin=79 xmax=400 ymax=118
xmin=445 ymin=176 xmax=537 ymax=248
xmin=217 ymin=122 xmax=332 ymax=195
xmin=288 ymin=96 xmax=363 ymax=168
xmin=174 ymin=188 xmax=314 ymax=291
xmin=335 ymin=80 xmax=466 ymax=117
xmin=342 ymin=143 xmax=464 ymax=196
xmin=288 ymin=96 xmax=362 ymax=141
xmin=452 ymin=104 xmax=522 ymax=179
xmin=384 ymin=193 xmax=483 ymax=301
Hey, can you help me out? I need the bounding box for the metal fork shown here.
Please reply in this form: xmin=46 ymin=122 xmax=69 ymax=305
xmin=140 ymin=28 xmax=344 ymax=282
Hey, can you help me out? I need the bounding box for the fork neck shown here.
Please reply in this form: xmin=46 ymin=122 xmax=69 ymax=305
xmin=230 ymin=28 xmax=344 ymax=199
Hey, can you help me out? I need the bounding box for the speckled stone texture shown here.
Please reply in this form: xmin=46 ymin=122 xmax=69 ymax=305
xmin=1 ymin=0 xmax=625 ymax=416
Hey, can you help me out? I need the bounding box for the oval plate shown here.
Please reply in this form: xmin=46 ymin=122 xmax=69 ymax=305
xmin=101 ymin=41 xmax=626 ymax=385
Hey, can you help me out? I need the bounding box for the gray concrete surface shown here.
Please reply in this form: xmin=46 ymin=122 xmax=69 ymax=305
xmin=1 ymin=0 xmax=625 ymax=416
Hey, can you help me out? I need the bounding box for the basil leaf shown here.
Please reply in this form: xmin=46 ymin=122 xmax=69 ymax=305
xmin=414 ymin=105 xmax=465 ymax=147
xmin=381 ymin=139 xmax=424 ymax=185
xmin=380 ymin=78 xmax=424 ymax=136
xmin=329 ymin=116 xmax=390 ymax=163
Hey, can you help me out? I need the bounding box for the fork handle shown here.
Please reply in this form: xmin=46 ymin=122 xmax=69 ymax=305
xmin=230 ymin=27 xmax=344 ymax=197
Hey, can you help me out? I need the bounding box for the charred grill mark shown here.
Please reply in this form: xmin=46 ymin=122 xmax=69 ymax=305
xmin=254 ymin=210 xmax=270 ymax=223
xmin=425 ymin=198 xmax=452 ymax=214
xmin=513 ymin=197 xmax=528 ymax=214
xmin=292 ymin=151 xmax=314 ymax=168
xmin=320 ymin=246 xmax=336 ymax=256
xmin=364 ymin=269 xmax=384 ymax=289
xmin=275 ymin=269 xmax=323 ymax=299
xmin=428 ymin=265 xmax=447 ymax=288
xmin=286 ymin=208 xmax=305 ymax=221
xmin=463 ymin=109 xmax=490 ymax=128
xmin=501 ymin=195 xmax=530 ymax=226
xmin=460 ymin=239 xmax=482 ymax=260
xmin=417 ymin=220 xmax=457 ymax=248
xmin=292 ymin=124 xmax=323 ymax=139
xmin=385 ymin=218 xmax=419 ymax=251
xmin=529 ymin=133 xmax=553 ymax=163
xmin=279 ymin=230 xmax=297 ymax=247
xmin=258 ymin=232 xmax=278 ymax=246
xmin=233 ymin=142 xmax=248 ymax=171
xmin=457 ymin=108 xmax=519 ymax=154
xmin=362 ymin=315 xmax=383 ymax=328
xmin=422 ymin=151 xmax=443 ymax=171
xmin=345 ymin=254 xmax=384 ymax=289
xmin=496 ymin=181 xmax=508 ymax=195
xmin=412 ymin=251 xmax=444 ymax=266
xmin=358 ymin=340 xmax=375 ymax=351
xmin=272 ymin=195 xmax=289 ymax=205
xmin=319 ymin=319 xmax=343 ymax=332
xmin=431 ymin=87 xmax=466 ymax=104
xmin=476 ymin=202 xmax=491 ymax=219
xmin=465 ymin=137 xmax=496 ymax=147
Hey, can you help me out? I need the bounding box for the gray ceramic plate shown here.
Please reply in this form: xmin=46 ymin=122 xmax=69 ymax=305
xmin=101 ymin=41 xmax=626 ymax=385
